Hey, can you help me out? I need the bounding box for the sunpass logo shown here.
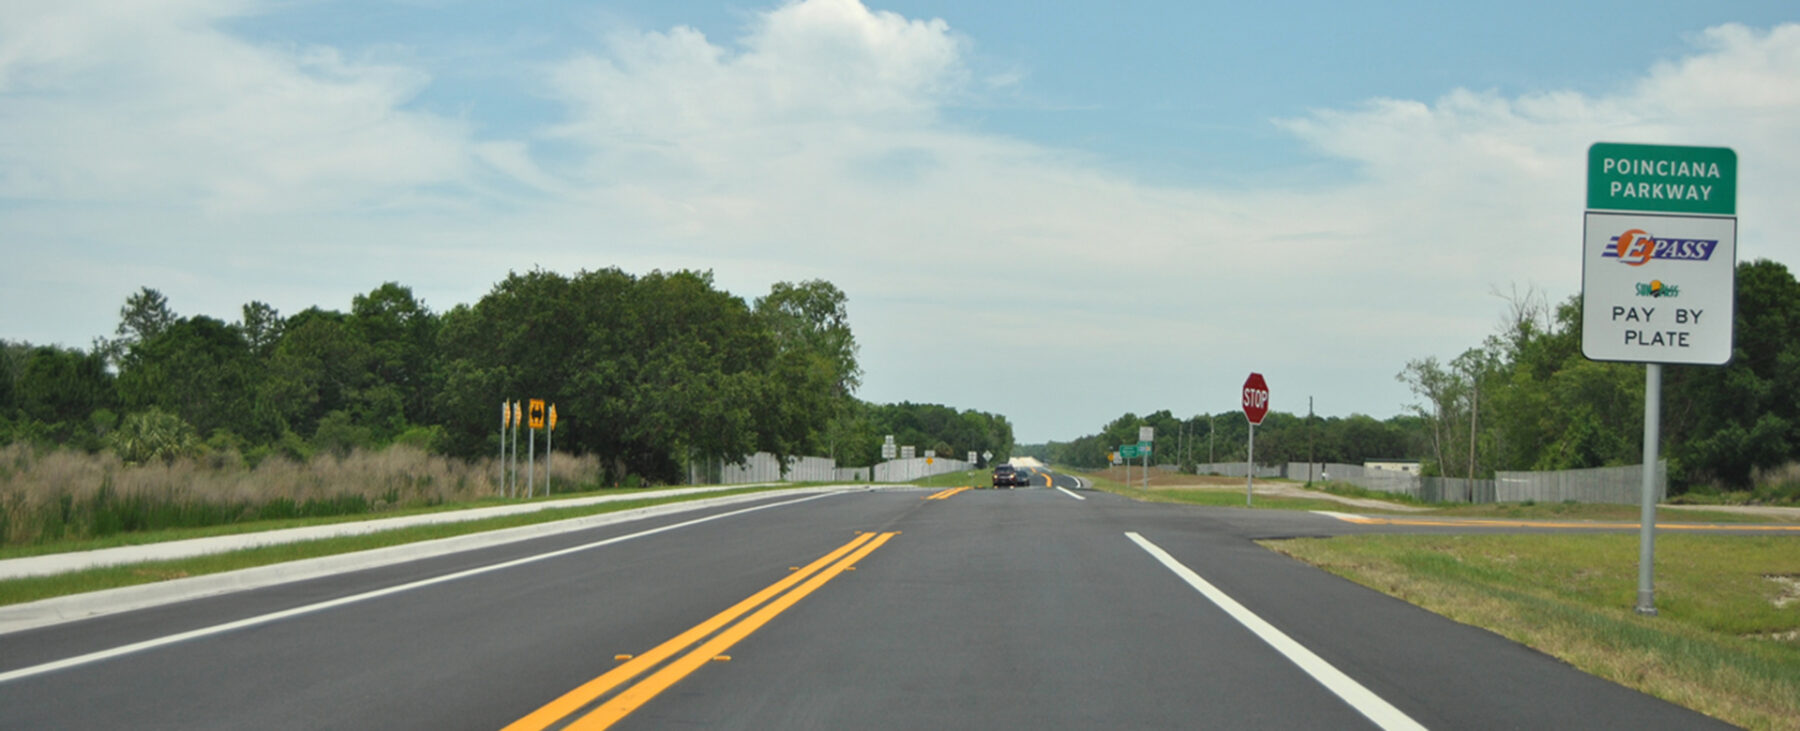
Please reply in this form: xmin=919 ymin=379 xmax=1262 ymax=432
xmin=1602 ymin=229 xmax=1718 ymax=266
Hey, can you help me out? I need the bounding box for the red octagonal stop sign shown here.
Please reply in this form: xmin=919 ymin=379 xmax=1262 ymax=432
xmin=1242 ymin=372 xmax=1270 ymax=426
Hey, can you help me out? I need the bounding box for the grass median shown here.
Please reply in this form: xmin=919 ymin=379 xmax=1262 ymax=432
xmin=0 ymin=485 xmax=794 ymax=607
xmin=1264 ymin=533 xmax=1800 ymax=730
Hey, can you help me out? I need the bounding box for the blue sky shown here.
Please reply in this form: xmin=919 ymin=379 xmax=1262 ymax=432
xmin=4 ymin=0 xmax=1800 ymax=443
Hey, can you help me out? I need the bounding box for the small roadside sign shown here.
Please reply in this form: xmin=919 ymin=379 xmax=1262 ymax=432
xmin=548 ymin=404 xmax=558 ymax=431
xmin=528 ymin=399 xmax=546 ymax=430
xmin=1139 ymin=426 xmax=1153 ymax=443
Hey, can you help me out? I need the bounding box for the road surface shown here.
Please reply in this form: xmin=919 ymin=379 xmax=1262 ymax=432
xmin=0 ymin=473 xmax=1729 ymax=729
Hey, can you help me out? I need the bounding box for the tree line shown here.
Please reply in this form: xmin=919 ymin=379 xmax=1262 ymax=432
xmin=1020 ymin=409 xmax=1425 ymax=472
xmin=1030 ymin=260 xmax=1800 ymax=498
xmin=0 ymin=270 xmax=1008 ymax=485
xmin=1395 ymin=259 xmax=1800 ymax=496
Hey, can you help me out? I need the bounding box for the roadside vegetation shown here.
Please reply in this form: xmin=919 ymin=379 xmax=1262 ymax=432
xmin=1266 ymin=533 xmax=1800 ymax=730
xmin=0 ymin=485 xmax=791 ymax=607
xmin=0 ymin=441 xmax=599 ymax=549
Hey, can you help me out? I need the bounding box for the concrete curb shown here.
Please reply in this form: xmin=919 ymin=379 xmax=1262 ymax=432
xmin=0 ymin=485 xmax=875 ymax=636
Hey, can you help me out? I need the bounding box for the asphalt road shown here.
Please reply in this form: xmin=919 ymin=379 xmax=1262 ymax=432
xmin=0 ymin=475 xmax=1731 ymax=730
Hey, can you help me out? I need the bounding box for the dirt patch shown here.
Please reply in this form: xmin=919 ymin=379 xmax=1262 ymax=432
xmin=1768 ymin=574 xmax=1800 ymax=609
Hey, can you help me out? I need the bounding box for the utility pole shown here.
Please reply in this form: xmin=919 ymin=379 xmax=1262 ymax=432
xmin=1308 ymin=396 xmax=1316 ymax=484
xmin=1469 ymin=380 xmax=1479 ymax=483
xmin=1208 ymin=413 xmax=1215 ymax=468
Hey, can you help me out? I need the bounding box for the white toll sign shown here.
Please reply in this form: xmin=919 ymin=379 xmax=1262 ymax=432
xmin=1581 ymin=212 xmax=1736 ymax=365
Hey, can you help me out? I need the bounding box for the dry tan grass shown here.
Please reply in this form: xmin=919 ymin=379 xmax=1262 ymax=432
xmin=0 ymin=443 xmax=601 ymax=545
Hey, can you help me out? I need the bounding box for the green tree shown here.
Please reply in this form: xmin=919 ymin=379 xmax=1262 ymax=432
xmin=351 ymin=283 xmax=440 ymax=426
xmin=1665 ymin=259 xmax=1800 ymax=488
xmin=11 ymin=345 xmax=116 ymax=446
xmin=116 ymin=316 xmax=258 ymax=438
xmin=102 ymin=286 xmax=178 ymax=368
xmin=239 ymin=301 xmax=283 ymax=359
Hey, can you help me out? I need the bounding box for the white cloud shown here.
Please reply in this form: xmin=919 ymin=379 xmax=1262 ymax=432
xmin=4 ymin=1 xmax=1799 ymax=440
xmin=0 ymin=0 xmax=471 ymax=215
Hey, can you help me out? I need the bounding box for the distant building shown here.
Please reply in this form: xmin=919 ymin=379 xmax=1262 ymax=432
xmin=1364 ymin=459 xmax=1422 ymax=475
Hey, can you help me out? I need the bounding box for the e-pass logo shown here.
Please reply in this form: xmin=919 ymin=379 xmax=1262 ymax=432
xmin=1602 ymin=229 xmax=1718 ymax=266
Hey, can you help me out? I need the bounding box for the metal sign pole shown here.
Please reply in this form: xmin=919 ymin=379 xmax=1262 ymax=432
xmin=515 ymin=403 xmax=523 ymax=498
xmin=1246 ymin=424 xmax=1256 ymax=507
xmin=499 ymin=401 xmax=508 ymax=496
xmin=528 ymin=424 xmax=536 ymax=498
xmin=1636 ymin=363 xmax=1663 ymax=615
xmin=546 ymin=419 xmax=553 ymax=497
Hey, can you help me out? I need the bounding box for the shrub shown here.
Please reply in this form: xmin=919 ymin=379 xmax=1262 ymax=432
xmin=109 ymin=408 xmax=201 ymax=465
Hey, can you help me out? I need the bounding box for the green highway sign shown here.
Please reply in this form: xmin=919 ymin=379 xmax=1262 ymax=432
xmin=1137 ymin=441 xmax=1153 ymax=456
xmin=1587 ymin=143 xmax=1736 ymax=215
xmin=1119 ymin=444 xmax=1141 ymax=459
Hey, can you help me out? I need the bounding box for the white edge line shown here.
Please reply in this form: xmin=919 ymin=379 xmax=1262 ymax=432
xmin=1125 ymin=532 xmax=1427 ymax=731
xmin=0 ymin=493 xmax=836 ymax=685
xmin=1056 ymin=486 xmax=1086 ymax=501
xmin=1313 ymin=510 xmax=1364 ymax=522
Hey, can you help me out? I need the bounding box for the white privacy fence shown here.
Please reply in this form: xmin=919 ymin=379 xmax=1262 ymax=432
xmin=687 ymin=453 xmax=870 ymax=485
xmin=872 ymin=457 xmax=973 ymax=482
xmin=1280 ymin=461 xmax=1666 ymax=505
xmin=687 ymin=453 xmax=972 ymax=485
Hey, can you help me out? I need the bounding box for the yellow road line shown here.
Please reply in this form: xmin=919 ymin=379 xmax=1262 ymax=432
xmin=567 ymin=532 xmax=897 ymax=730
xmin=501 ymin=532 xmax=879 ymax=731
xmin=1329 ymin=514 xmax=1800 ymax=531
xmin=925 ymin=487 xmax=970 ymax=500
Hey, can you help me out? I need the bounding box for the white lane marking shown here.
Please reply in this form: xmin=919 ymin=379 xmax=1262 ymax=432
xmin=1312 ymin=511 xmax=1365 ymax=522
xmin=1056 ymin=486 xmax=1086 ymax=501
xmin=1125 ymin=532 xmax=1427 ymax=731
xmin=0 ymin=493 xmax=838 ymax=685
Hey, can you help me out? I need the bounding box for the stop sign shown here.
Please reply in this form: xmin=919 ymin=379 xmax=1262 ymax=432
xmin=1242 ymin=372 xmax=1270 ymax=425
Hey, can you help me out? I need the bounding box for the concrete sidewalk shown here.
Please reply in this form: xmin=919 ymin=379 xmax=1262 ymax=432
xmin=0 ymin=484 xmax=786 ymax=581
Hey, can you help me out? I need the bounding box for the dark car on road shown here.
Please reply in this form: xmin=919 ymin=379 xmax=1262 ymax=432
xmin=991 ymin=464 xmax=1029 ymax=488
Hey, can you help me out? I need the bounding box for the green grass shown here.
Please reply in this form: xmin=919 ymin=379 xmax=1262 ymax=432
xmin=914 ymin=469 xmax=987 ymax=488
xmin=1264 ymin=533 xmax=1800 ymax=730
xmin=0 ymin=485 xmax=794 ymax=607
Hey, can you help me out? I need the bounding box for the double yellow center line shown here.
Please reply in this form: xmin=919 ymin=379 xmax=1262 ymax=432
xmin=925 ymin=487 xmax=971 ymax=500
xmin=503 ymin=531 xmax=898 ymax=731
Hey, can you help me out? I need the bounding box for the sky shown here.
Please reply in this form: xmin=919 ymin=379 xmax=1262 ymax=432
xmin=4 ymin=0 xmax=1800 ymax=444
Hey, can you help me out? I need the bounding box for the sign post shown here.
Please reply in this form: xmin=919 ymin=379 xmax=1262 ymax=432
xmin=499 ymin=401 xmax=510 ymax=496
xmin=546 ymin=404 xmax=558 ymax=496
xmin=1139 ymin=426 xmax=1154 ymax=490
xmin=511 ymin=401 xmax=522 ymax=498
xmin=1242 ymin=373 xmax=1270 ymax=506
xmin=1584 ymin=142 xmax=1737 ymax=616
